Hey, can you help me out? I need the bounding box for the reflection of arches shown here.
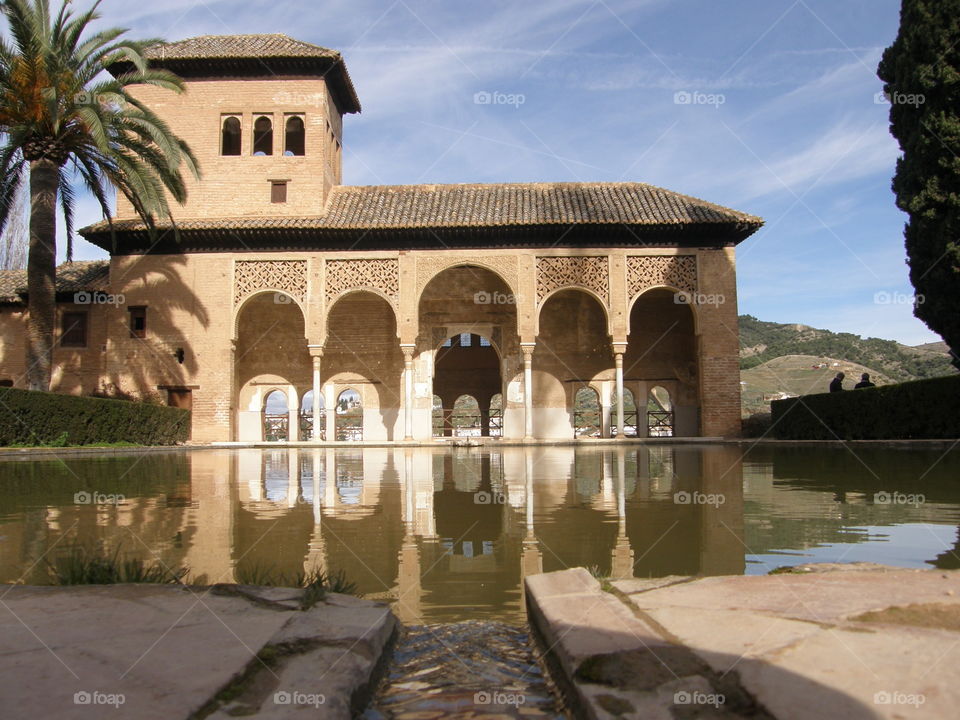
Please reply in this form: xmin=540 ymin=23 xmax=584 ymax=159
xmin=299 ymin=390 xmax=324 ymax=441
xmin=432 ymin=333 xmax=502 ymax=438
xmin=336 ymin=389 xmax=362 ymax=441
xmin=647 ymin=385 xmax=674 ymax=437
xmin=626 ymin=288 xmax=699 ymax=437
xmin=263 ymin=389 xmax=290 ymax=441
xmin=574 ymin=387 xmax=601 ymax=437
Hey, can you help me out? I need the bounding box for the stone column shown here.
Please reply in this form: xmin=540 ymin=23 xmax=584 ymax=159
xmin=401 ymin=344 xmax=415 ymax=441
xmin=288 ymin=387 xmax=300 ymax=443
xmin=324 ymin=383 xmax=337 ymax=442
xmin=613 ymin=343 xmax=627 ymax=438
xmin=309 ymin=348 xmax=323 ymax=441
xmin=521 ymin=343 xmax=535 ymax=440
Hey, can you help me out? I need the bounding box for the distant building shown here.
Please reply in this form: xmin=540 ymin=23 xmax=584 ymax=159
xmin=0 ymin=34 xmax=763 ymax=442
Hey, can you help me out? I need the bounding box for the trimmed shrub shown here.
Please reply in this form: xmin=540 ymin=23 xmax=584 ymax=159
xmin=0 ymin=388 xmax=189 ymax=446
xmin=771 ymin=374 xmax=960 ymax=440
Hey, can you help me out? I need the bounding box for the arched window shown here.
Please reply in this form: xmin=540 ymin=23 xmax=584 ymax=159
xmin=221 ymin=116 xmax=241 ymax=156
xmin=284 ymin=116 xmax=305 ymax=156
xmin=253 ymin=116 xmax=273 ymax=156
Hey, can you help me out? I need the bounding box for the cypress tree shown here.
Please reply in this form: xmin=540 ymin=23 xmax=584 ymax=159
xmin=878 ymin=0 xmax=960 ymax=367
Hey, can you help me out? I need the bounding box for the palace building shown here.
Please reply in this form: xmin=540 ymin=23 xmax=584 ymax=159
xmin=0 ymin=34 xmax=762 ymax=443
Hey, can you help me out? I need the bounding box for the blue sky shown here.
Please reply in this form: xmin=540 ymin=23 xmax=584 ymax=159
xmin=62 ymin=0 xmax=936 ymax=344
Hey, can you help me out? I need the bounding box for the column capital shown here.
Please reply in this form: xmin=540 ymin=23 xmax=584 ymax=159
xmin=611 ymin=341 xmax=628 ymax=355
xmin=307 ymin=344 xmax=324 ymax=359
xmin=400 ymin=343 xmax=416 ymax=360
xmin=520 ymin=342 xmax=536 ymax=357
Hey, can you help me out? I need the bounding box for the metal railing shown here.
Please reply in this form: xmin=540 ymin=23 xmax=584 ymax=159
xmin=263 ymin=414 xmax=289 ymax=442
xmin=573 ymin=409 xmax=601 ymax=437
xmin=647 ymin=410 xmax=675 ymax=437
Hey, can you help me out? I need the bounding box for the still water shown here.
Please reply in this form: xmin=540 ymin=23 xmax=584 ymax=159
xmin=1 ymin=445 xmax=959 ymax=624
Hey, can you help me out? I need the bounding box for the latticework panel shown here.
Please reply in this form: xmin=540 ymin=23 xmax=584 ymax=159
xmin=626 ymin=255 xmax=696 ymax=298
xmin=234 ymin=260 xmax=307 ymax=305
xmin=536 ymin=256 xmax=609 ymax=304
xmin=325 ymin=259 xmax=400 ymax=307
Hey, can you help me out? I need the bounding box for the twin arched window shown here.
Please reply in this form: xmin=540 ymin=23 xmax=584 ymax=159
xmin=221 ymin=115 xmax=307 ymax=157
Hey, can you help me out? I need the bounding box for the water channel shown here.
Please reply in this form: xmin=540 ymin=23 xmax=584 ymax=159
xmin=2 ymin=444 xmax=959 ymax=716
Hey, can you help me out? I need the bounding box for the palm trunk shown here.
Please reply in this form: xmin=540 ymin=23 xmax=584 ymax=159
xmin=25 ymin=158 xmax=59 ymax=392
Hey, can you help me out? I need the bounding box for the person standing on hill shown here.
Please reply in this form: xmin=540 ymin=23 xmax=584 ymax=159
xmin=829 ymin=372 xmax=845 ymax=392
xmin=855 ymin=373 xmax=876 ymax=389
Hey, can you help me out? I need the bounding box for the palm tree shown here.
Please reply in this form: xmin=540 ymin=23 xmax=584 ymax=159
xmin=0 ymin=0 xmax=198 ymax=391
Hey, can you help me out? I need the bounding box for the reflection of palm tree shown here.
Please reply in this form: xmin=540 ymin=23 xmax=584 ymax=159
xmin=933 ymin=527 xmax=960 ymax=569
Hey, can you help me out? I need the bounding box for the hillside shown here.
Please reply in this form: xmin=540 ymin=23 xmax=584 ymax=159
xmin=740 ymin=355 xmax=895 ymax=416
xmin=739 ymin=315 xmax=956 ymax=382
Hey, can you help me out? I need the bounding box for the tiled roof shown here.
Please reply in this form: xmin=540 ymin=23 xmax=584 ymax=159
xmin=143 ymin=34 xmax=340 ymax=62
xmin=81 ymin=182 xmax=763 ymax=235
xmin=129 ymin=34 xmax=361 ymax=114
xmin=0 ymin=261 xmax=109 ymax=304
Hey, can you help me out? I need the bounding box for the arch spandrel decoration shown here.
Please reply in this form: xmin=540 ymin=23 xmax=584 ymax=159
xmin=415 ymin=255 xmax=520 ymax=297
xmin=234 ymin=260 xmax=307 ymax=306
xmin=627 ymin=255 xmax=697 ymax=297
xmin=536 ymin=256 xmax=609 ymax=305
xmin=325 ymin=258 xmax=400 ymax=308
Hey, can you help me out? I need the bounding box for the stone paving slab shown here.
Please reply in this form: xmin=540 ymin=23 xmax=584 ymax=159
xmin=0 ymin=584 xmax=397 ymax=720
xmin=527 ymin=566 xmax=960 ymax=719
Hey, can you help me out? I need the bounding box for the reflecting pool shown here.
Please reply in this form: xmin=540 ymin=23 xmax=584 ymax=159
xmin=1 ymin=445 xmax=959 ymax=624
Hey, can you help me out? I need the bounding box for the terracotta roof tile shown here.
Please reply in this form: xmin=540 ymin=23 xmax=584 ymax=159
xmin=144 ymin=34 xmax=340 ymax=62
xmin=0 ymin=261 xmax=109 ymax=304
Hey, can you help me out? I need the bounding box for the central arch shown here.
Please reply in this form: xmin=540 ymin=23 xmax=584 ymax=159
xmin=432 ymin=333 xmax=502 ymax=437
xmin=417 ymin=266 xmax=519 ymax=439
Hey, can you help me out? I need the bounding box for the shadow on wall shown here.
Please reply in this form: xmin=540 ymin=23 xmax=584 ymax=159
xmin=101 ymin=253 xmax=210 ymax=400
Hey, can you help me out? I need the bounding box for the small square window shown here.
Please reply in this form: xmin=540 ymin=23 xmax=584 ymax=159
xmin=271 ymin=181 xmax=288 ymax=203
xmin=129 ymin=306 xmax=146 ymax=338
xmin=61 ymin=312 xmax=87 ymax=348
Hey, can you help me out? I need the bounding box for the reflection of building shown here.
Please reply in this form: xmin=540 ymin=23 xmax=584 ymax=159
xmin=0 ymin=34 xmax=762 ymax=443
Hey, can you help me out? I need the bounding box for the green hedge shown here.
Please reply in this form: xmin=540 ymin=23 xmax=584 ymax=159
xmin=771 ymin=374 xmax=960 ymax=440
xmin=0 ymin=388 xmax=189 ymax=446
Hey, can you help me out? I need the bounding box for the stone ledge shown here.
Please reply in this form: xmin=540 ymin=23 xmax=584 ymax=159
xmin=0 ymin=584 xmax=397 ymax=720
xmin=527 ymin=566 xmax=960 ymax=719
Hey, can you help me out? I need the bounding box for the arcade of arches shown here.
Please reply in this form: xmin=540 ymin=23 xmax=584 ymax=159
xmin=227 ymin=250 xmax=740 ymax=443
